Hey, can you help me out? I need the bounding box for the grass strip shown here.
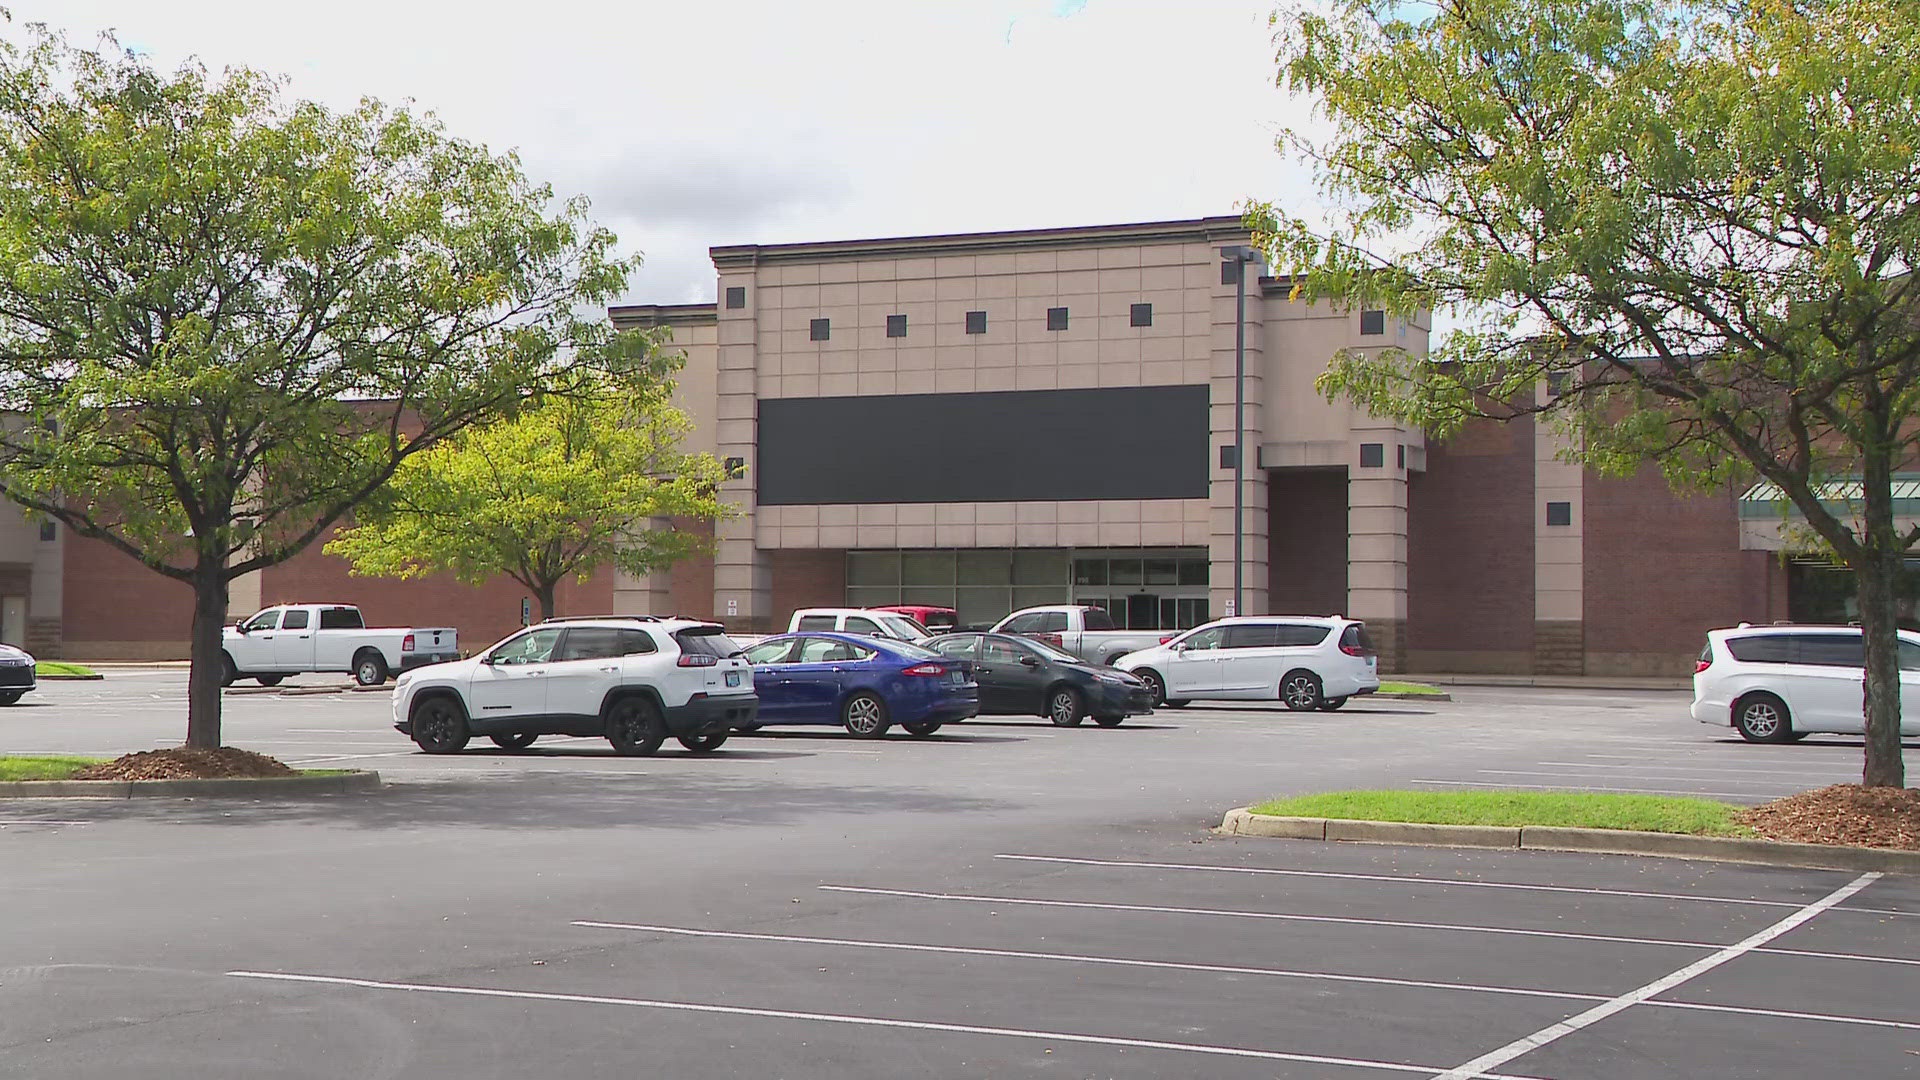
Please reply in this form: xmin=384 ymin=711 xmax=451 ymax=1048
xmin=0 ymin=755 xmax=106 ymax=781
xmin=1250 ymin=789 xmax=1756 ymax=837
xmin=35 ymin=661 xmax=98 ymax=677
xmin=1377 ymin=681 xmax=1443 ymax=695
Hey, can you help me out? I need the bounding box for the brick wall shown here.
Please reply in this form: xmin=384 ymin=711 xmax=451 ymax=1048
xmin=61 ymin=535 xmax=196 ymax=657
xmin=1406 ymin=418 xmax=1536 ymax=672
xmin=1583 ymin=468 xmax=1750 ymax=676
xmin=667 ymin=518 xmax=718 ymax=622
xmin=1266 ymin=470 xmax=1349 ymax=617
xmin=260 ymin=530 xmax=614 ymax=655
xmin=767 ymin=549 xmax=847 ymax=633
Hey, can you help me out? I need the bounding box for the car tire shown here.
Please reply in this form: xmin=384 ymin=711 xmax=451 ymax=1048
xmin=353 ymin=651 xmax=389 ymax=687
xmin=220 ymin=652 xmax=238 ymax=688
xmin=0 ymin=690 xmax=21 ymax=705
xmin=842 ymin=692 xmax=892 ymax=738
xmin=1281 ymin=670 xmax=1324 ymax=711
xmin=1135 ymin=669 xmax=1167 ymax=707
xmin=1047 ymin=686 xmax=1085 ymax=726
xmin=490 ymin=732 xmax=538 ymax=751
xmin=902 ymin=719 xmax=942 ymax=736
xmin=1318 ymin=696 xmax=1349 ymax=711
xmin=1786 ymin=730 xmax=1811 ymax=743
xmin=1093 ymin=714 xmax=1124 ymax=727
xmin=606 ymin=696 xmax=667 ymax=756
xmin=1162 ymin=699 xmax=1190 ymax=709
xmin=678 ymin=732 xmax=729 ymax=752
xmin=1734 ymin=693 xmax=1794 ymax=744
xmin=411 ymin=696 xmax=471 ymax=754
xmin=256 ymin=674 xmax=284 ymax=687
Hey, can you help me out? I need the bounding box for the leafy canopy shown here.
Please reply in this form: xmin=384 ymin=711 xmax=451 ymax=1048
xmin=326 ymin=369 xmax=736 ymax=616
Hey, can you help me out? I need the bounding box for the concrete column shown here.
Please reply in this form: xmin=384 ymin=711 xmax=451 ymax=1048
xmin=1348 ymin=434 xmax=1409 ymax=673
xmin=1534 ymin=399 xmax=1584 ymax=674
xmin=1208 ymin=263 xmax=1269 ymax=619
xmin=711 ymin=294 xmax=772 ymax=632
xmin=612 ymin=518 xmax=675 ymax=618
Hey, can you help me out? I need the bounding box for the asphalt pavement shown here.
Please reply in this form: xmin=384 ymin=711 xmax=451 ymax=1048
xmin=0 ymin=672 xmax=1913 ymax=1078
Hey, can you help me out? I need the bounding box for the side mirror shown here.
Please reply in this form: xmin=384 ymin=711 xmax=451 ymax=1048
xmin=1020 ymin=654 xmax=1040 ymax=667
xmin=234 ymin=622 xmax=248 ymax=634
xmin=479 ymin=654 xmax=497 ymax=666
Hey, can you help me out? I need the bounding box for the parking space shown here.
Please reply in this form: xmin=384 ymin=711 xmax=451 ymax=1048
xmin=208 ymin=838 xmax=1919 ymax=1079
xmin=4 ymin=672 xmax=1913 ymax=1077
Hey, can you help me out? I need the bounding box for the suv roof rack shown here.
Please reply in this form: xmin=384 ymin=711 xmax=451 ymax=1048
xmin=537 ymin=614 xmax=664 ymax=624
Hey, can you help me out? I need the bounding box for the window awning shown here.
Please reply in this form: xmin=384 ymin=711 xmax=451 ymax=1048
xmin=1737 ymin=476 xmax=1920 ymax=519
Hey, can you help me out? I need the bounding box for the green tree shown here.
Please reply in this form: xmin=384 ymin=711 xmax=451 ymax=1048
xmin=0 ymin=25 xmax=645 ymax=748
xmin=325 ymin=376 xmax=735 ymax=623
xmin=1256 ymin=0 xmax=1919 ymax=786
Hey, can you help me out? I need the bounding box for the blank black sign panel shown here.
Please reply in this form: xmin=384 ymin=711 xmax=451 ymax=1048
xmin=756 ymin=384 xmax=1209 ymax=505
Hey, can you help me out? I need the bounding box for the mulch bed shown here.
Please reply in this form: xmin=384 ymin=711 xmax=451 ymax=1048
xmin=1740 ymin=784 xmax=1920 ymax=850
xmin=72 ymin=747 xmax=296 ymax=782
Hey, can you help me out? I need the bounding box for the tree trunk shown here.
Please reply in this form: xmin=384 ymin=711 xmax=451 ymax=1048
xmin=186 ymin=566 xmax=230 ymax=749
xmin=1855 ymin=443 xmax=1907 ymax=789
xmin=534 ymin=581 xmax=557 ymax=623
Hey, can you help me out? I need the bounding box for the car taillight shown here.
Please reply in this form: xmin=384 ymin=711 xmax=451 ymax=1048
xmin=402 ymin=634 xmax=415 ymax=652
xmin=1695 ymin=658 xmax=1711 ymax=673
xmin=678 ymin=654 xmax=718 ymax=667
xmin=901 ymin=663 xmax=946 ymax=677
xmin=1340 ymin=644 xmax=1370 ymax=657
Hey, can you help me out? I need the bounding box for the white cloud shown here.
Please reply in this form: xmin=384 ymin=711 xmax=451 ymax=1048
xmin=9 ymin=0 xmax=1311 ymax=305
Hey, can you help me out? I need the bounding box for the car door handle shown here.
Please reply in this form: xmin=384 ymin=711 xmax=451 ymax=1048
xmin=297 ymin=635 xmax=310 ymax=640
xmin=598 ymin=665 xmax=618 ymax=673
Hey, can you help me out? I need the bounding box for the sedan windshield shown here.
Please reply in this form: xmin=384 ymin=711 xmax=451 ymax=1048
xmin=1021 ymin=638 xmax=1084 ymax=664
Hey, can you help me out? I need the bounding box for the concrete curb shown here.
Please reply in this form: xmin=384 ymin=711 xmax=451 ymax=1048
xmin=1217 ymin=808 xmax=1920 ymax=874
xmin=38 ymin=673 xmax=105 ymax=681
xmin=1369 ymin=691 xmax=1452 ymax=703
xmin=279 ymin=686 xmax=345 ymax=696
xmin=0 ymin=770 xmax=381 ymax=800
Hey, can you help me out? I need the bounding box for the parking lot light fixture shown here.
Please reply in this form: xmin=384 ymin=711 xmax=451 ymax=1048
xmin=1219 ymin=245 xmax=1264 ymax=618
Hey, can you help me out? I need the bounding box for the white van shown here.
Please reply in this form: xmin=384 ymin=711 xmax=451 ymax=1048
xmin=1692 ymin=624 xmax=1920 ymax=742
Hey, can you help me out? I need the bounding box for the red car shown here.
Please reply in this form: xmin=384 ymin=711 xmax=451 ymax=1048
xmin=870 ymin=605 xmax=960 ymax=635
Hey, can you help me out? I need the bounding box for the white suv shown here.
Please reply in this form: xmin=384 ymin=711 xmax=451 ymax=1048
xmin=393 ymin=617 xmax=757 ymax=755
xmin=1693 ymin=624 xmax=1920 ymax=743
xmin=1116 ymin=616 xmax=1380 ymax=711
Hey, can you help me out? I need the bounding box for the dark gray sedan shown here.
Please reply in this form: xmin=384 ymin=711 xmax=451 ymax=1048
xmin=924 ymin=632 xmax=1154 ymax=726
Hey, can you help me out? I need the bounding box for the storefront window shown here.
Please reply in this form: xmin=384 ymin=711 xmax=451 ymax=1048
xmin=844 ymin=547 xmax=1208 ymax=630
xmin=1789 ymin=558 xmax=1920 ymax=629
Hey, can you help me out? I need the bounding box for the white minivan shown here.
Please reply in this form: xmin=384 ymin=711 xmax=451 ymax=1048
xmin=1692 ymin=624 xmax=1920 ymax=742
xmin=1115 ymin=616 xmax=1380 ymax=711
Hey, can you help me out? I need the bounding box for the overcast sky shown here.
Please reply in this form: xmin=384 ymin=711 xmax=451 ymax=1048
xmin=10 ymin=0 xmax=1312 ymax=306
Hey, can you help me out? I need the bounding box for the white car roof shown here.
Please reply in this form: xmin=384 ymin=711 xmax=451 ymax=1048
xmin=793 ymin=608 xmax=894 ymax=619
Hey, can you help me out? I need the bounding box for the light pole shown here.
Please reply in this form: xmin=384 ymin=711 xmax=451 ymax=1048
xmin=1219 ymin=245 xmax=1263 ymax=620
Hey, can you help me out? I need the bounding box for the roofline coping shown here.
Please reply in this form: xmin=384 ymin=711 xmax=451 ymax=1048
xmin=609 ymin=302 xmax=719 ymax=330
xmin=710 ymin=215 xmax=1254 ymax=268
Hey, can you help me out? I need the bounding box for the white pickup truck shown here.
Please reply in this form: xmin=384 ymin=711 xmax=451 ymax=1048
xmin=222 ymin=603 xmax=459 ymax=687
xmin=990 ymin=605 xmax=1169 ymax=666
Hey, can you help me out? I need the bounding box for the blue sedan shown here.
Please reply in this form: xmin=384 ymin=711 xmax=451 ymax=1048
xmin=740 ymin=632 xmax=978 ymax=737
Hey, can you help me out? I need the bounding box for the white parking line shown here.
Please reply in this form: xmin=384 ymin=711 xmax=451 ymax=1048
xmin=1413 ymin=780 xmax=1797 ymax=798
xmin=0 ymin=819 xmax=90 ymax=827
xmin=1534 ymin=762 xmax=1860 ymax=777
xmin=223 ymin=970 xmax=1548 ymax=1078
xmin=1429 ymin=872 xmax=1880 ymax=1079
xmin=575 ymin=921 xmax=1920 ymax=1034
xmin=992 ymin=854 xmax=1920 ymax=917
xmin=818 ymin=885 xmax=1919 ymax=968
xmin=1472 ymin=770 xmax=1811 ymax=785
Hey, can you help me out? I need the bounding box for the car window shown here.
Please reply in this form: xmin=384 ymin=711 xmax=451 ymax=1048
xmin=615 ymin=629 xmax=657 ymax=655
xmin=877 ymin=615 xmax=929 ymax=639
xmin=796 ymin=615 xmax=836 ymax=631
xmin=796 ymin=637 xmax=840 ymax=663
xmin=1224 ymin=624 xmax=1281 ymax=649
xmin=1284 ymin=624 xmax=1332 ymax=646
xmin=1082 ymin=607 xmax=1116 ymax=631
xmin=1339 ymin=624 xmax=1374 ymax=652
xmin=280 ymin=609 xmax=311 ymax=630
xmin=1035 ymin=612 xmax=1069 ymax=634
xmin=931 ymin=636 xmax=979 ymax=660
xmin=318 ymin=607 xmax=364 ymax=630
xmin=745 ymin=639 xmax=797 ymax=665
xmin=675 ymin=627 xmax=743 ymax=658
xmin=922 ymin=612 xmax=959 ymax=632
xmin=1726 ymin=635 xmax=1790 ymax=664
xmin=1181 ymin=626 xmax=1226 ymax=651
xmin=1789 ymin=633 xmax=1864 ymax=668
xmin=1901 ymin=640 xmax=1920 ymax=671
xmin=491 ymin=628 xmax=561 ymax=665
xmin=241 ymin=609 xmax=281 ymax=631
xmin=1000 ymin=613 xmax=1041 ymax=634
xmin=845 ymin=616 xmax=883 ymax=636
xmin=981 ymin=639 xmax=1024 ymax=664
xmin=555 ymin=627 xmax=627 ymax=661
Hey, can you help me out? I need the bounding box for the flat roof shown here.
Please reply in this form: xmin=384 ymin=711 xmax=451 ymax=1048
xmin=710 ymin=215 xmax=1253 ymax=268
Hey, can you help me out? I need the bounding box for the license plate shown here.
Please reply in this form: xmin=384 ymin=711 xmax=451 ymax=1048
xmin=725 ymin=671 xmax=743 ymax=687
xmin=949 ymin=670 xmax=965 ymax=684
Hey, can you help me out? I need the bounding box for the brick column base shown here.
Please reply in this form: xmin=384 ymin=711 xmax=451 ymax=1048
xmin=25 ymin=617 xmax=60 ymax=659
xmin=1533 ymin=620 xmax=1585 ymax=676
xmin=1367 ymin=618 xmax=1407 ymax=676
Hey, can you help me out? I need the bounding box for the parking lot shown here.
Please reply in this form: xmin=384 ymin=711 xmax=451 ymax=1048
xmin=2 ymin=672 xmax=1915 ymax=1077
